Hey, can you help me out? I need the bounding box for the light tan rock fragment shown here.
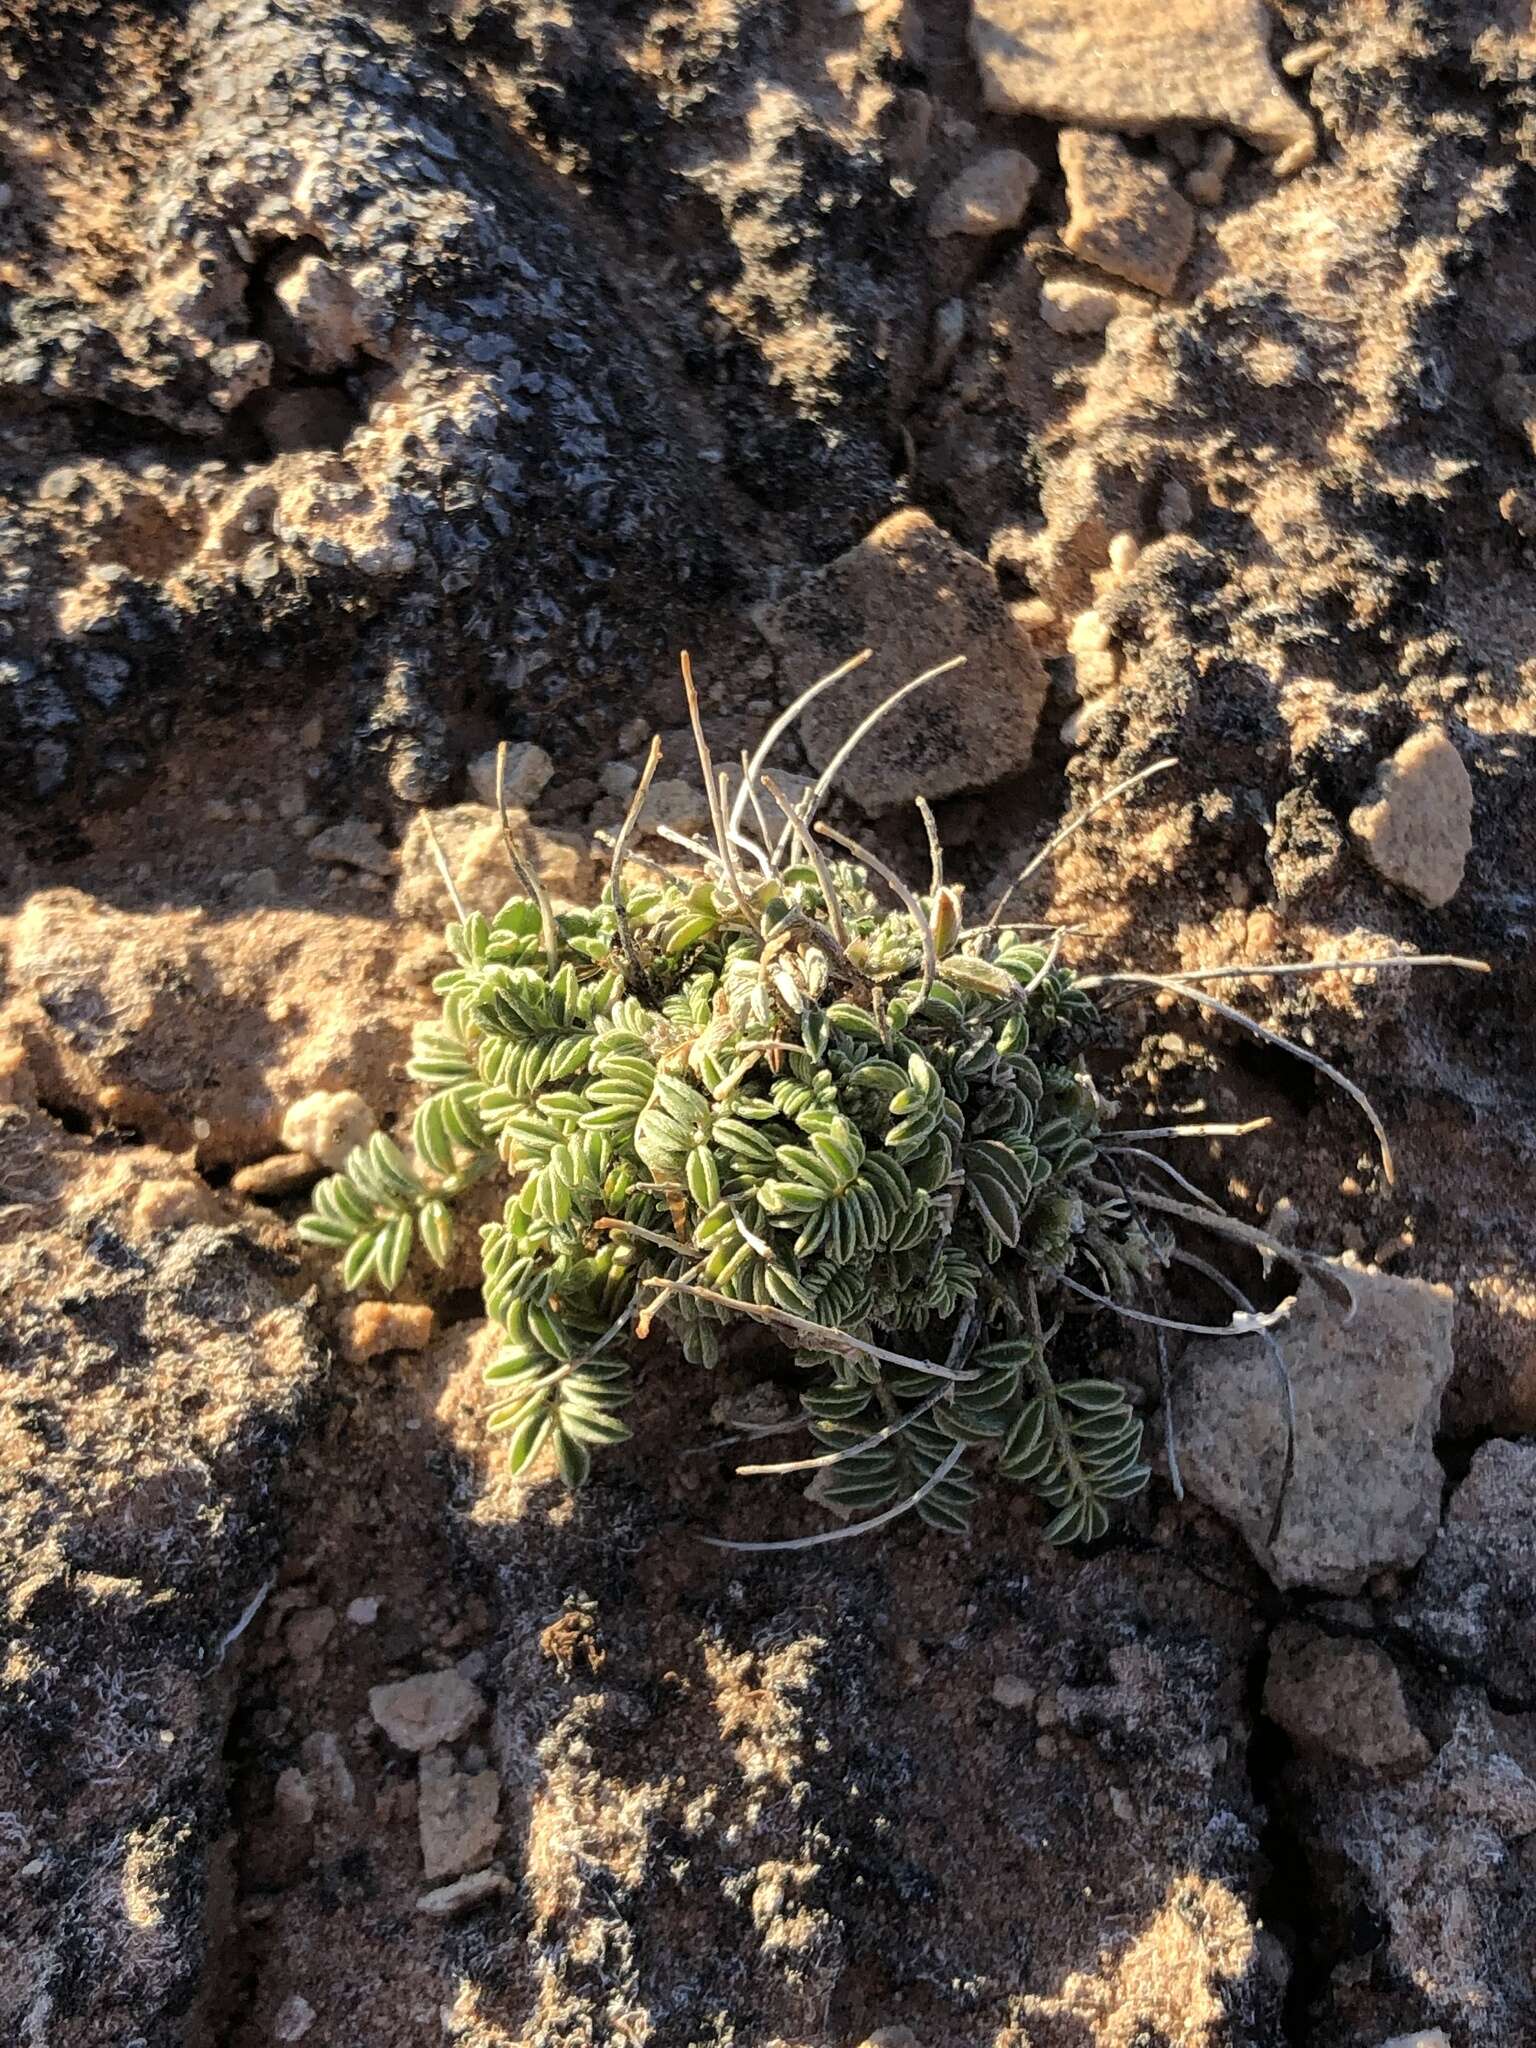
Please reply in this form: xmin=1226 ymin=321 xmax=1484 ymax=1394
xmin=754 ymin=509 xmax=1048 ymax=813
xmin=1263 ymin=1625 xmax=1430 ymax=1771
xmin=395 ymin=803 xmax=595 ymax=923
xmin=968 ymin=0 xmax=1316 ymax=170
xmin=280 ymin=1089 xmax=376 ymax=1168
xmin=1175 ymin=1266 xmax=1455 ymax=1593
xmin=418 ymin=1750 xmax=501 ymax=1880
xmin=416 ymin=1869 xmax=511 ymax=1918
xmin=1348 ymin=728 xmax=1473 ymax=908
xmin=1039 ymin=278 xmax=1126 ymax=334
xmin=467 ymin=741 xmax=553 ymax=809
xmin=1059 ymin=130 xmax=1195 ymax=296
xmin=369 ymin=1669 xmax=486 ymax=1752
xmin=927 ymin=148 xmax=1038 ymax=237
xmin=338 ymin=1301 xmax=435 ymax=1364
xmin=307 ymin=818 xmax=395 ymax=876
xmin=1185 ymin=133 xmax=1236 ymax=207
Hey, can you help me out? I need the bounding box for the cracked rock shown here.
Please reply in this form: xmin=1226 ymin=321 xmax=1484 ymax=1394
xmin=1174 ymin=1265 xmax=1454 ymax=1592
xmin=1264 ymin=1624 xmax=1430 ymax=1771
xmin=1398 ymin=1440 xmax=1536 ymax=1705
xmin=754 ymin=509 xmax=1048 ymax=813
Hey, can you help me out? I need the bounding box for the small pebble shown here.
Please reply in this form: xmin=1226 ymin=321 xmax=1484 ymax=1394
xmin=307 ymin=819 xmax=394 ymax=876
xmin=273 ymin=1995 xmax=316 ymax=2043
xmin=231 ymin=1152 xmax=320 ymax=1199
xmin=992 ymin=1674 xmax=1036 ymax=1710
xmin=338 ymin=1301 xmax=435 ymax=1364
xmin=415 ymin=1869 xmax=510 ymax=1919
xmin=468 ymin=741 xmax=553 ymax=809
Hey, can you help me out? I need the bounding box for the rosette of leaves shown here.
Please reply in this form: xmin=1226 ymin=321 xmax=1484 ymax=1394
xmin=301 ymin=656 xmax=1483 ymax=1546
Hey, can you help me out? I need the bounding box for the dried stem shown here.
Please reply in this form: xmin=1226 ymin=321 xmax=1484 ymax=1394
xmin=420 ymin=812 xmax=468 ymax=923
xmin=609 ymin=735 xmax=664 ymax=991
xmin=700 ymin=1441 xmax=967 ymax=1551
xmin=495 ymin=740 xmax=560 ymax=970
xmin=1094 ymin=951 xmax=1491 ymax=993
xmin=816 ymin=819 xmax=938 ymax=1009
xmin=915 ymin=795 xmax=944 ymax=900
xmin=984 ymin=756 xmax=1178 ymax=932
xmin=680 ymin=650 xmax=755 ymax=922
xmin=762 ymin=770 xmax=850 ymax=950
xmin=1057 ymin=1268 xmax=1289 ymax=1336
xmin=736 ymin=1388 xmax=946 ymax=1476
xmin=1089 ymin=971 xmax=1397 ymax=1181
xmin=729 ymin=646 xmax=873 ymax=841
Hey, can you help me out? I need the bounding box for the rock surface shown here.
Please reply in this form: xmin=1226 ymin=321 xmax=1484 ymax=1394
xmin=0 ymin=1106 xmax=325 ymax=2047
xmin=1281 ymin=1691 xmax=1536 ymax=2044
xmin=1264 ymin=1624 xmax=1429 ymax=1772
xmin=969 ymin=0 xmax=1316 ymax=166
xmin=754 ymin=509 xmax=1049 ymax=812
xmin=1 ymin=891 xmax=422 ymax=1166
xmin=927 ymin=149 xmax=1039 ymax=239
xmin=1174 ymin=1267 xmax=1455 ymax=1592
xmin=1059 ymin=130 xmax=1197 ymax=296
xmin=1398 ymin=1440 xmax=1536 ymax=1706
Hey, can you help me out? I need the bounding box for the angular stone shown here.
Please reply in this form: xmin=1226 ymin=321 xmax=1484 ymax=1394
xmin=337 ymin=1300 xmax=435 ymax=1365
xmin=1263 ymin=1625 xmax=1429 ymax=1771
xmin=1285 ymin=1693 xmax=1536 ymax=2044
xmin=643 ymin=777 xmax=712 ymax=840
xmin=1349 ymin=727 xmax=1474 ymax=908
xmin=416 ymin=1868 xmax=511 ymax=1919
xmin=754 ymin=509 xmax=1048 ymax=813
xmin=969 ymin=0 xmax=1316 ymax=167
xmin=1173 ymin=1265 xmax=1454 ymax=1592
xmin=273 ymin=1993 xmax=317 ymax=2042
xmin=279 ymin=1088 xmax=376 ymax=1169
xmin=307 ymin=817 xmax=395 ymax=876
xmin=369 ymin=1669 xmax=486 ymax=1752
xmin=1059 ymin=131 xmax=1196 ymax=296
xmin=1039 ymin=277 xmax=1127 ymax=334
xmin=396 ymin=803 xmax=595 ymax=923
xmin=230 ymin=1150 xmax=320 ymax=1197
xmin=1399 ymin=1440 xmax=1536 ymax=1705
xmin=418 ymin=1749 xmax=501 ymax=1879
xmin=468 ymin=741 xmax=554 ymax=810
xmin=927 ymin=149 xmax=1038 ymax=237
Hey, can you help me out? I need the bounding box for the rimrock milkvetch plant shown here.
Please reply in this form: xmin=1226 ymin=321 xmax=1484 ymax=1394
xmin=300 ymin=652 xmax=1486 ymax=1549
